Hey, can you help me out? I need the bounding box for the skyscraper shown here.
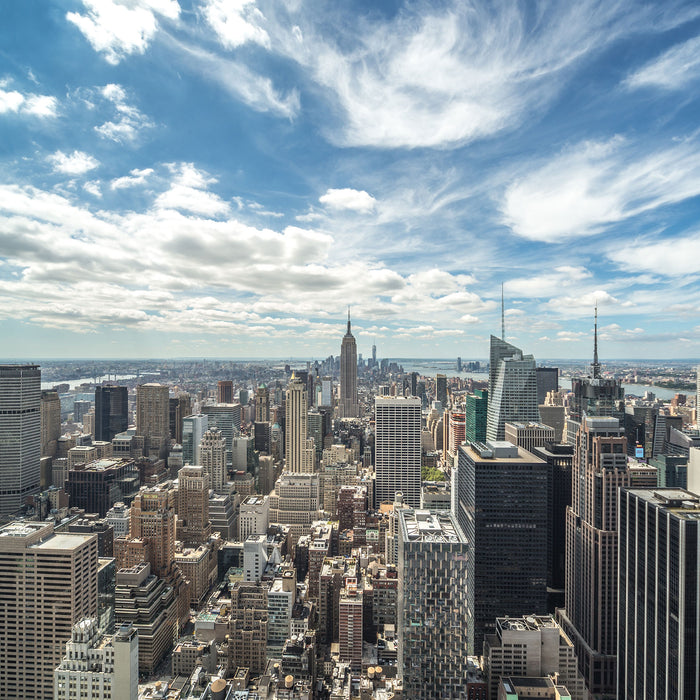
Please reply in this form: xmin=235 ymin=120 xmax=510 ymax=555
xmin=0 ymin=521 xmax=98 ymax=700
xmin=217 ymin=380 xmax=234 ymax=404
xmin=536 ymin=367 xmax=559 ymax=405
xmin=285 ymin=376 xmax=314 ymax=473
xmin=374 ymin=396 xmax=421 ymax=507
xmin=181 ymin=413 xmax=208 ymax=465
xmin=176 ymin=465 xmax=211 ymax=545
xmin=436 ymin=373 xmax=448 ymax=406
xmin=0 ymin=364 xmax=41 ymax=514
xmin=618 ymin=488 xmax=700 ymax=699
xmin=136 ymin=383 xmax=170 ymax=457
xmin=557 ymin=416 xmax=656 ymax=697
xmin=456 ymin=440 xmax=548 ymax=649
xmin=40 ymin=388 xmax=61 ymax=457
xmin=95 ymin=385 xmax=129 ymax=442
xmin=255 ymin=384 xmax=270 ymax=422
xmin=464 ymin=388 xmax=488 ymax=443
xmin=199 ymin=427 xmax=227 ymax=489
xmin=486 ymin=336 xmax=539 ymax=442
xmin=397 ymin=509 xmax=471 ymax=699
xmin=339 ymin=310 xmax=359 ymax=418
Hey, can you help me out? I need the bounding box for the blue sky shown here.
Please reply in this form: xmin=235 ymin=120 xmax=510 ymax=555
xmin=1 ymin=0 xmax=700 ymax=360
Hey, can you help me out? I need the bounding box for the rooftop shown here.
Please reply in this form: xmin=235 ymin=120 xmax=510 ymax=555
xmin=627 ymin=488 xmax=700 ymax=520
xmin=398 ymin=509 xmax=465 ymax=544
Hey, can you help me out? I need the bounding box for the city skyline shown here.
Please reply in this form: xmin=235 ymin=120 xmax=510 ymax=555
xmin=2 ymin=1 xmax=700 ymax=360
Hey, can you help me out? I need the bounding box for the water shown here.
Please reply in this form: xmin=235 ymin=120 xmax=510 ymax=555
xmin=41 ymin=373 xmax=138 ymax=391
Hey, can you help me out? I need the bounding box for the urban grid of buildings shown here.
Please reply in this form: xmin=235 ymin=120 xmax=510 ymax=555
xmin=1 ymin=314 xmax=700 ymax=699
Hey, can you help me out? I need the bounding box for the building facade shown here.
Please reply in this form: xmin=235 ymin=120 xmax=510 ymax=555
xmin=339 ymin=312 xmax=359 ymax=418
xmin=95 ymin=385 xmax=129 ymax=443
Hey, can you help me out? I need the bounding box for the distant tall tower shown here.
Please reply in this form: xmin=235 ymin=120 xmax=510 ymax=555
xmin=217 ymin=380 xmax=233 ymax=404
xmin=436 ymin=373 xmax=448 ymax=406
xmin=199 ymin=427 xmax=227 ymax=489
xmin=339 ymin=310 xmax=359 ymax=418
xmin=372 ymin=340 xmax=377 ymax=366
xmin=557 ymin=416 xmax=657 ymax=697
xmin=182 ymin=414 xmax=208 ymax=465
xmin=486 ymin=336 xmax=539 ymax=442
xmin=255 ymin=385 xmax=270 ymax=423
xmin=0 ymin=364 xmax=41 ymax=514
xmin=177 ymin=465 xmax=211 ymax=545
xmin=95 ymin=385 xmax=128 ymax=442
xmin=285 ymin=377 xmax=314 ymax=473
xmin=136 ymin=384 xmax=170 ymax=457
xmin=374 ymin=396 xmax=421 ymax=507
xmin=40 ymin=389 xmax=61 ymax=458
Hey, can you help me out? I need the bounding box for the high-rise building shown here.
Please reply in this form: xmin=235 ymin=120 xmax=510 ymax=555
xmin=169 ymin=393 xmax=191 ymax=445
xmin=0 ymin=364 xmax=41 ymax=514
xmin=199 ymin=427 xmax=227 ymax=489
xmin=182 ymin=413 xmax=208 ymax=466
xmin=483 ymin=615 xmax=586 ymax=700
xmin=536 ymin=367 xmax=559 ymax=406
xmin=448 ymin=411 xmax=466 ymax=457
xmin=339 ymin=311 xmax=359 ymax=418
xmin=135 ymin=383 xmax=170 ymax=440
xmin=321 ymin=376 xmax=332 ymax=407
xmin=54 ymin=619 xmax=139 ymax=700
xmin=255 ymin=384 xmax=270 ymax=422
xmin=95 ymin=385 xmax=129 ymax=443
xmin=201 ymin=403 xmax=241 ymax=464
xmin=504 ymin=421 xmax=555 ymax=453
xmin=0 ymin=521 xmax=98 ymax=700
xmin=66 ymin=457 xmax=140 ymax=517
xmin=338 ymin=579 xmax=363 ymax=672
xmin=114 ymin=563 xmax=177 ymax=675
xmin=268 ymin=472 xmax=321 ymax=543
xmin=618 ymin=488 xmax=700 ymax=700
xmin=217 ymin=380 xmax=233 ymax=404
xmin=464 ymin=389 xmax=488 ymax=443
xmin=557 ymin=416 xmax=657 ymax=697
xmin=227 ymin=581 xmax=269 ymax=675
xmin=176 ymin=466 xmax=211 ymax=545
xmin=436 ymin=373 xmax=448 ymax=406
xmin=486 ymin=336 xmax=539 ymax=442
xmin=285 ymin=376 xmax=314 ymax=473
xmin=456 ymin=440 xmax=548 ymax=649
xmin=397 ymin=509 xmax=471 ymax=699
xmin=374 ymin=396 xmax=422 ymax=508
xmin=40 ymin=389 xmax=61 ymax=457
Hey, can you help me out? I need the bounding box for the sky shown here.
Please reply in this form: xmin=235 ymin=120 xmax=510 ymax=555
xmin=1 ymin=0 xmax=700 ymax=361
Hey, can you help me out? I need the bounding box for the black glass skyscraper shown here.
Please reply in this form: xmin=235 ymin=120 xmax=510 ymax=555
xmin=94 ymin=385 xmax=128 ymax=442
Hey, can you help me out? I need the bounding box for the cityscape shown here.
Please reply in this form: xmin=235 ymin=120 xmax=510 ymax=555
xmin=3 ymin=1 xmax=700 ymax=699
xmin=1 ymin=313 xmax=700 ymax=699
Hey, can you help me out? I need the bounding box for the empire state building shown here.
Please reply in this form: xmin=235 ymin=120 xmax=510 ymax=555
xmin=339 ymin=310 xmax=359 ymax=418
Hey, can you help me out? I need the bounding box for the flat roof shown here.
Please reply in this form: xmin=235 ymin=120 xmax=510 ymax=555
xmin=626 ymin=488 xmax=700 ymax=520
xmin=32 ymin=532 xmax=95 ymax=550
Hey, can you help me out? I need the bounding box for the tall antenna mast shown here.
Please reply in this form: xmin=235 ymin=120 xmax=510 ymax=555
xmin=501 ymin=283 xmax=505 ymax=340
xmin=347 ymin=306 xmax=351 ymax=334
xmin=592 ymin=304 xmax=601 ymax=379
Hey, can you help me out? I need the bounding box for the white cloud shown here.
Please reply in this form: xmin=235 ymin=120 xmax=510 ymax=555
xmin=94 ymin=83 xmax=153 ymax=142
xmin=625 ymin=35 xmax=700 ymax=91
xmin=83 ymin=180 xmax=102 ymax=198
xmin=111 ymin=168 xmax=154 ymax=189
xmin=0 ymin=87 xmax=57 ymax=117
xmin=272 ymin=0 xmax=682 ymax=148
xmin=608 ymin=230 xmax=700 ymax=276
xmin=48 ymin=150 xmax=100 ymax=175
xmin=502 ymin=138 xmax=700 ymax=241
xmin=66 ymin=0 xmax=180 ymax=65
xmin=506 ymin=266 xmax=592 ymax=297
xmin=319 ymin=188 xmax=376 ymax=213
xmin=203 ymin=0 xmax=270 ymax=49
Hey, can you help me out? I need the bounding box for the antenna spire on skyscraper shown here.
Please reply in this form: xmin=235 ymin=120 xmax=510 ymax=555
xmin=347 ymin=306 xmax=351 ymax=334
xmin=501 ymin=283 xmax=505 ymax=340
xmin=592 ymin=304 xmax=601 ymax=379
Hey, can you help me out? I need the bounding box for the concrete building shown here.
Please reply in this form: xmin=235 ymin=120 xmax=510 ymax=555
xmin=199 ymin=427 xmax=227 ymax=489
xmin=457 ymin=440 xmax=548 ymax=650
xmin=106 ymin=501 xmax=131 ymax=537
xmin=339 ymin=311 xmax=359 ymax=418
xmin=95 ymin=385 xmax=129 ymax=443
xmin=268 ymin=570 xmax=295 ymax=653
xmin=239 ymin=494 xmax=270 ymax=540
xmin=618 ymin=488 xmax=700 ymax=699
xmin=41 ymin=388 xmax=61 ymax=458
xmin=0 ymin=521 xmax=98 ymax=700
xmin=285 ymin=375 xmax=314 ymax=473
xmin=557 ymin=417 xmax=657 ymax=698
xmin=374 ymin=396 xmax=422 ymax=508
xmin=135 ymin=383 xmax=170 ymax=456
xmin=227 ymin=581 xmax=269 ymax=675
xmin=397 ymin=509 xmax=471 ymax=699
xmin=0 ymin=364 xmax=41 ymax=514
xmin=114 ymin=563 xmax=176 ymax=675
xmin=483 ymin=615 xmax=585 ymax=700
xmin=255 ymin=385 xmax=270 ymax=422
xmin=53 ymin=618 xmax=138 ymax=700
xmin=177 ymin=465 xmax=211 ymax=545
xmin=504 ymin=421 xmax=555 ymax=453
xmin=268 ymin=472 xmax=321 ymax=542
xmin=536 ymin=367 xmax=559 ymax=406
xmin=338 ymin=579 xmax=363 ymax=672
xmin=201 ymin=403 xmax=242 ymax=464
xmin=217 ymin=380 xmax=234 ymax=404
